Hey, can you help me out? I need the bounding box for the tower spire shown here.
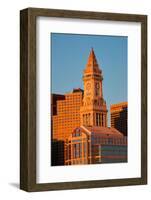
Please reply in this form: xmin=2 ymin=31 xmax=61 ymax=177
xmin=80 ymin=48 xmax=107 ymax=127
xmin=85 ymin=48 xmax=101 ymax=73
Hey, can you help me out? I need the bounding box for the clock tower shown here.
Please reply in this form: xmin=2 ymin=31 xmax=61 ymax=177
xmin=80 ymin=48 xmax=107 ymax=127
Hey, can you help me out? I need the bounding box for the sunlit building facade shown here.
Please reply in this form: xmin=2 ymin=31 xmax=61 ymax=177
xmin=110 ymin=102 xmax=128 ymax=136
xmin=51 ymin=89 xmax=83 ymax=165
xmin=52 ymin=89 xmax=83 ymax=141
xmin=65 ymin=126 xmax=127 ymax=165
xmin=51 ymin=48 xmax=127 ymax=166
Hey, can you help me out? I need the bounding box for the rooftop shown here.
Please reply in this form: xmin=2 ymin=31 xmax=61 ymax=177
xmin=80 ymin=125 xmax=124 ymax=138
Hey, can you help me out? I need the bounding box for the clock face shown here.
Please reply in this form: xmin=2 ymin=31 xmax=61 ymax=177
xmin=86 ymin=82 xmax=91 ymax=90
xmin=86 ymin=91 xmax=91 ymax=96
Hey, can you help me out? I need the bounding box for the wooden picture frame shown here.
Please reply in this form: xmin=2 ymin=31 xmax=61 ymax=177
xmin=20 ymin=7 xmax=147 ymax=192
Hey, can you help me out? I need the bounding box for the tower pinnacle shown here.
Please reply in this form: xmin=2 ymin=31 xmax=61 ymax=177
xmin=80 ymin=49 xmax=107 ymax=127
xmin=85 ymin=48 xmax=101 ymax=74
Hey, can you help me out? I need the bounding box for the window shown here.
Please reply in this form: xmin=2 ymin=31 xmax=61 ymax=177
xmin=73 ymin=143 xmax=82 ymax=159
xmin=75 ymin=128 xmax=81 ymax=137
xmin=83 ymin=114 xmax=85 ymax=125
xmin=84 ymin=142 xmax=87 ymax=157
xmin=86 ymin=114 xmax=88 ymax=125
xmin=88 ymin=113 xmax=91 ymax=125
xmin=83 ymin=113 xmax=90 ymax=126
xmin=96 ymin=113 xmax=101 ymax=126
xmin=96 ymin=113 xmax=98 ymax=126
xmin=108 ymin=138 xmax=113 ymax=144
xmin=98 ymin=114 xmax=101 ymax=126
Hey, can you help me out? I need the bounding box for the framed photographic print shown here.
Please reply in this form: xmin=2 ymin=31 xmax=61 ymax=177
xmin=20 ymin=8 xmax=147 ymax=191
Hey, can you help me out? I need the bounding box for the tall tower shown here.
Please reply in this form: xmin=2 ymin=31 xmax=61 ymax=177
xmin=80 ymin=48 xmax=107 ymax=127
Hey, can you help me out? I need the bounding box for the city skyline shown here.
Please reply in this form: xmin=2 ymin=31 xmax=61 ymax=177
xmin=51 ymin=33 xmax=127 ymax=99
xmin=51 ymin=46 xmax=128 ymax=166
xmin=51 ymin=33 xmax=128 ymax=126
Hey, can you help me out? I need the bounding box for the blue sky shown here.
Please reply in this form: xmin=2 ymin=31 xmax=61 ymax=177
xmin=51 ymin=33 xmax=127 ymax=126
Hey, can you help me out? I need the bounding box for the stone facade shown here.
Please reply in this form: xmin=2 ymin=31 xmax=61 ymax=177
xmin=65 ymin=126 xmax=127 ymax=165
xmin=80 ymin=48 xmax=107 ymax=127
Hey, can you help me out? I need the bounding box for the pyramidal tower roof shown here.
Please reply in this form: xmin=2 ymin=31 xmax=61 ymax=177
xmin=84 ymin=48 xmax=101 ymax=74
